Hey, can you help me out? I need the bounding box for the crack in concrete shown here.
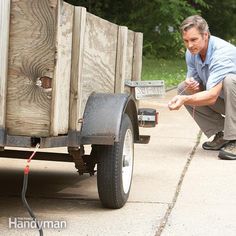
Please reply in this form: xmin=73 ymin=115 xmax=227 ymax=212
xmin=128 ymin=200 xmax=169 ymax=205
xmin=155 ymin=130 xmax=202 ymax=236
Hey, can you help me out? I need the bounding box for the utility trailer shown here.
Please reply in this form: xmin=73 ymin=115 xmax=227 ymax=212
xmin=0 ymin=0 xmax=165 ymax=209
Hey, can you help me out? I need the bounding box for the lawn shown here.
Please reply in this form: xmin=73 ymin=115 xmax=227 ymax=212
xmin=141 ymin=57 xmax=187 ymax=90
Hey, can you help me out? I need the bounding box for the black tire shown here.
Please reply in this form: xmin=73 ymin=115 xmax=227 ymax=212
xmin=97 ymin=114 xmax=134 ymax=209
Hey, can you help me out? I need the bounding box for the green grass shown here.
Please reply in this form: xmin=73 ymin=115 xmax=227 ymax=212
xmin=141 ymin=57 xmax=187 ymax=89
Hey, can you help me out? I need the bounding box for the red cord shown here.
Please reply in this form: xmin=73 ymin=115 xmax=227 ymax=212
xmin=24 ymin=144 xmax=40 ymax=175
xmin=24 ymin=165 xmax=30 ymax=175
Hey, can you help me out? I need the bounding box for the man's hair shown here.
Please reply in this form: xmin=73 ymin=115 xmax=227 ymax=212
xmin=180 ymin=15 xmax=210 ymax=35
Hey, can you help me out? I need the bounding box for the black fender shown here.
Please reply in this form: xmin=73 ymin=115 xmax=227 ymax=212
xmin=80 ymin=93 xmax=139 ymax=145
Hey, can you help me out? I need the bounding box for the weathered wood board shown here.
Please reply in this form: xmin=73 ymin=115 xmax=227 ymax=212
xmin=115 ymin=26 xmax=128 ymax=93
xmin=124 ymin=30 xmax=135 ymax=94
xmin=50 ymin=1 xmax=74 ymax=136
xmin=69 ymin=6 xmax=86 ymax=131
xmin=132 ymin=33 xmax=143 ymax=82
xmin=126 ymin=30 xmax=135 ymax=81
xmin=79 ymin=12 xmax=118 ymax=119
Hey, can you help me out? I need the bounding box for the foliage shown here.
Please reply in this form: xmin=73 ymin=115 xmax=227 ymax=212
xmin=64 ymin=0 xmax=235 ymax=58
xmin=200 ymin=0 xmax=236 ymax=41
xmin=65 ymin=0 xmax=208 ymax=58
xmin=126 ymin=0 xmax=206 ymax=58
xmin=142 ymin=57 xmax=186 ymax=88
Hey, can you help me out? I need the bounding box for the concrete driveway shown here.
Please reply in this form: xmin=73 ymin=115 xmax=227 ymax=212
xmin=2 ymin=89 xmax=230 ymax=236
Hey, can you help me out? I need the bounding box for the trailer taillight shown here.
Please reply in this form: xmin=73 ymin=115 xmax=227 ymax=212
xmin=138 ymin=108 xmax=158 ymax=128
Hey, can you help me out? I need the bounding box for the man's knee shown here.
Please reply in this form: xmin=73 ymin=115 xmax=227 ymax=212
xmin=223 ymin=74 xmax=236 ymax=88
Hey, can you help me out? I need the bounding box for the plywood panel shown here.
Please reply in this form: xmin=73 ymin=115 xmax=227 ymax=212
xmin=50 ymin=1 xmax=74 ymax=136
xmin=80 ymin=13 xmax=118 ymax=117
xmin=0 ymin=0 xmax=11 ymax=133
xmin=6 ymin=0 xmax=58 ymax=136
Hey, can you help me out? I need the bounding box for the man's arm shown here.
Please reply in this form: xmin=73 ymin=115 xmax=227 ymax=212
xmin=168 ymin=81 xmax=223 ymax=110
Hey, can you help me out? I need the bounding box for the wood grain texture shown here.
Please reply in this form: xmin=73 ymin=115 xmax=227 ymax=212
xmin=50 ymin=0 xmax=74 ymax=136
xmin=5 ymin=1 xmax=143 ymax=138
xmin=124 ymin=30 xmax=135 ymax=94
xmin=126 ymin=30 xmax=135 ymax=81
xmin=6 ymin=0 xmax=57 ymax=136
xmin=69 ymin=6 xmax=86 ymax=131
xmin=131 ymin=32 xmax=143 ymax=107
xmin=0 ymin=0 xmax=11 ymax=131
xmin=80 ymin=13 xmax=118 ymax=119
xmin=115 ymin=26 xmax=128 ymax=93
xmin=132 ymin=32 xmax=143 ymax=82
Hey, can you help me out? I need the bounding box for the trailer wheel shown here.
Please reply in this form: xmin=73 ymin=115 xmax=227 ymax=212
xmin=97 ymin=114 xmax=134 ymax=209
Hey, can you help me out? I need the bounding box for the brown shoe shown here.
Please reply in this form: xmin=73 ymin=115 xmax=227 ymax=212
xmin=218 ymin=141 xmax=236 ymax=160
xmin=202 ymin=131 xmax=229 ymax=150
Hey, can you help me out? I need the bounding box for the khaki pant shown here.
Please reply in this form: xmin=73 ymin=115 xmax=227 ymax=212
xmin=178 ymin=74 xmax=236 ymax=140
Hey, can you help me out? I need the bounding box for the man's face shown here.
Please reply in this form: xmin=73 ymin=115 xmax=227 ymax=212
xmin=182 ymin=27 xmax=208 ymax=55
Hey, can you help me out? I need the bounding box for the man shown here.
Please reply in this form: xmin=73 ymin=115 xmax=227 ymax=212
xmin=168 ymin=15 xmax=236 ymax=160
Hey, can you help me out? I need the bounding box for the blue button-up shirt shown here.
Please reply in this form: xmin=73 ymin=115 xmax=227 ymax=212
xmin=186 ymin=36 xmax=236 ymax=97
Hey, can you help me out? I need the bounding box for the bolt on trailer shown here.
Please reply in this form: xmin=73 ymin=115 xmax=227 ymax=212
xmin=0 ymin=0 xmax=165 ymax=209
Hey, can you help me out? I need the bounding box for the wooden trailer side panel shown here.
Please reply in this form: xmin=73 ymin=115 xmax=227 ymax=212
xmin=3 ymin=2 xmax=143 ymax=137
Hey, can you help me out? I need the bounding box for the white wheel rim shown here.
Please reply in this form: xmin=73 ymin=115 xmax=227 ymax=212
xmin=122 ymin=129 xmax=133 ymax=194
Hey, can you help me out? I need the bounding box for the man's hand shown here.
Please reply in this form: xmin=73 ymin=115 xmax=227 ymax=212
xmin=184 ymin=77 xmax=200 ymax=93
xmin=168 ymin=81 xmax=223 ymax=110
xmin=168 ymin=95 xmax=186 ymax=110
